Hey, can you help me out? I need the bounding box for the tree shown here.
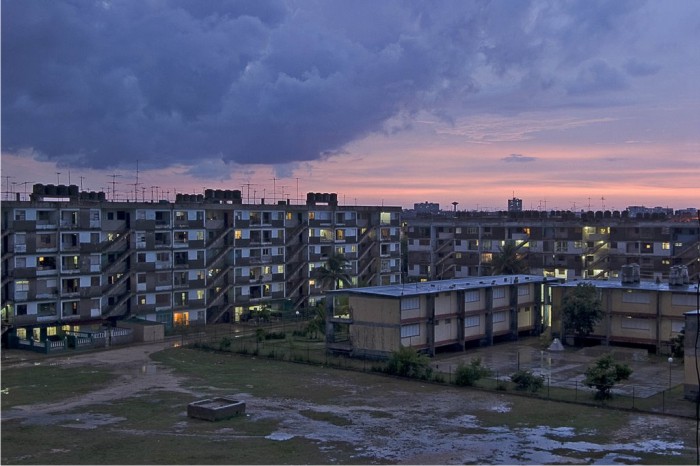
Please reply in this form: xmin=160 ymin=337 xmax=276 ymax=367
xmin=583 ymin=354 xmax=632 ymax=399
xmin=314 ymin=253 xmax=353 ymax=291
xmin=561 ymin=283 xmax=603 ymax=340
xmin=670 ymin=328 xmax=685 ymax=359
xmin=305 ymin=303 xmax=326 ymax=340
xmin=490 ymin=241 xmax=529 ymax=275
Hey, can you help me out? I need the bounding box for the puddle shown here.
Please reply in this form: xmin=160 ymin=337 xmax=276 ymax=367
xmin=266 ymin=432 xmax=295 ymax=441
xmin=140 ymin=364 xmax=158 ymax=374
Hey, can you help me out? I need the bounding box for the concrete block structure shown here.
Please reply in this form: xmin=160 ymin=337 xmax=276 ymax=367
xmin=326 ymin=274 xmax=552 ymax=359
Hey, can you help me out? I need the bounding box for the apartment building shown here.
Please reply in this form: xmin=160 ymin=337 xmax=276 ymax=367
xmin=326 ymin=274 xmax=551 ymax=359
xmin=0 ymin=185 xmax=401 ymax=347
xmin=405 ymin=210 xmax=700 ymax=283
xmin=550 ymin=265 xmax=700 ymax=354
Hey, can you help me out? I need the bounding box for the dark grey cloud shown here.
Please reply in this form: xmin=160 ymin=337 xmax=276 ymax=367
xmin=624 ymin=59 xmax=661 ymax=77
xmin=502 ymin=154 xmax=537 ymax=163
xmin=566 ymin=60 xmax=628 ymax=95
xmin=2 ymin=0 xmax=648 ymax=170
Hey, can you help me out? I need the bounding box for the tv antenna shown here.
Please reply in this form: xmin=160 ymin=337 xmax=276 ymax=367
xmin=109 ymin=174 xmax=123 ymax=201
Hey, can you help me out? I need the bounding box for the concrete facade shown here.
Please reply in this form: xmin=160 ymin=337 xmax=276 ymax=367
xmin=327 ymin=275 xmax=551 ymax=359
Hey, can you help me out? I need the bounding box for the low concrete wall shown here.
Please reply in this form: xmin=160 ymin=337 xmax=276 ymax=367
xmin=187 ymin=397 xmax=246 ymax=421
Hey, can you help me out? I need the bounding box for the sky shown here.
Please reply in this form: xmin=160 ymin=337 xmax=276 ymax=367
xmin=2 ymin=0 xmax=699 ymax=211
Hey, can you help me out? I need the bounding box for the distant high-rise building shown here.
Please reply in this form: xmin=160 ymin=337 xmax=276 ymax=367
xmin=508 ymin=197 xmax=523 ymax=212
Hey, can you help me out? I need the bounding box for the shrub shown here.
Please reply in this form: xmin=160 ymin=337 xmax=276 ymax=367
xmin=454 ymin=358 xmax=491 ymax=386
xmin=385 ymin=347 xmax=433 ymax=379
xmin=583 ymin=354 xmax=632 ymax=400
xmin=510 ymin=370 xmax=544 ymax=392
xmin=219 ymin=337 xmax=232 ymax=352
xmin=264 ymin=331 xmax=287 ymax=340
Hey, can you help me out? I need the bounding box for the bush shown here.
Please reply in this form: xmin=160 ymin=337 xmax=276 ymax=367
xmin=584 ymin=354 xmax=632 ymax=400
xmin=219 ymin=337 xmax=232 ymax=351
xmin=510 ymin=370 xmax=544 ymax=392
xmin=264 ymin=331 xmax=287 ymax=340
xmin=454 ymin=358 xmax=490 ymax=386
xmin=385 ymin=347 xmax=433 ymax=379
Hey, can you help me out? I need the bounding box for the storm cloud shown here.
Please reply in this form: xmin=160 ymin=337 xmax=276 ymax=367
xmin=2 ymin=0 xmax=648 ymax=170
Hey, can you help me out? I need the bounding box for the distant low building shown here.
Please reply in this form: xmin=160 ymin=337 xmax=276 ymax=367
xmin=414 ymin=201 xmax=440 ymax=215
xmin=326 ymin=274 xmax=552 ymax=359
xmin=550 ymin=265 xmax=699 ymax=353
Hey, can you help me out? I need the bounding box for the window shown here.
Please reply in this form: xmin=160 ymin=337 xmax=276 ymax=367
xmin=620 ymin=317 xmax=651 ymax=331
xmin=492 ymin=288 xmax=505 ymax=299
xmin=15 ymin=257 xmax=26 ymax=268
xmin=16 ymin=304 xmax=27 ymax=316
xmin=37 ymin=256 xmax=56 ymax=270
xmin=622 ymin=291 xmax=651 ymax=304
xmin=555 ymin=241 xmax=568 ymax=253
xmin=137 ymin=273 xmax=147 ymax=284
xmin=465 ymin=290 xmax=480 ymax=303
xmin=38 ymin=302 xmax=56 ymax=316
xmin=662 ymin=242 xmax=670 ymax=250
xmin=400 ymin=324 xmax=420 ymax=338
xmin=465 ymin=315 xmax=480 ymax=328
xmin=155 ymin=293 xmax=171 ymax=306
xmin=672 ymin=294 xmax=696 ymax=306
xmin=15 ymin=280 xmax=29 ymax=292
xmin=517 ymin=286 xmax=530 ymax=296
xmin=91 ymin=276 xmax=100 ymax=287
xmin=401 ymin=297 xmax=420 ymax=310
xmin=493 ymin=311 xmax=506 ymax=323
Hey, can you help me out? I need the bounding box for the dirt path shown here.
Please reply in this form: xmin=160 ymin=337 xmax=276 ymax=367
xmin=2 ymin=342 xmax=195 ymax=421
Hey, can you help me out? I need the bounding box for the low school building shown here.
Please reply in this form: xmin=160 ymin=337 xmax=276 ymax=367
xmin=326 ymin=275 xmax=552 ymax=359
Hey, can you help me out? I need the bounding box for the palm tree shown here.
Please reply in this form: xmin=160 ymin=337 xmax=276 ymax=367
xmin=314 ymin=253 xmax=353 ymax=290
xmin=490 ymin=241 xmax=529 ymax=275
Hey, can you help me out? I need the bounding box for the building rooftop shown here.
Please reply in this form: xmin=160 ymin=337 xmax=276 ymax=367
xmin=333 ymin=274 xmax=551 ymax=298
xmin=552 ymin=278 xmax=700 ymax=294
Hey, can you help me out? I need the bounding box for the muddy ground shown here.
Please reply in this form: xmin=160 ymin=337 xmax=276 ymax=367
xmin=2 ymin=341 xmax=698 ymax=464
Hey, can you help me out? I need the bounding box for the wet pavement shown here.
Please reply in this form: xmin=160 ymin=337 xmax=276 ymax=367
xmin=433 ymin=337 xmax=686 ymax=399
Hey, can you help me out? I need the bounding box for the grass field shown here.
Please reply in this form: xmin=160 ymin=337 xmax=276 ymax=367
xmin=1 ymin=345 xmax=697 ymax=464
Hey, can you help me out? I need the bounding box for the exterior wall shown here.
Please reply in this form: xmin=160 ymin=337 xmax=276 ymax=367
xmin=334 ymin=275 xmax=550 ymax=358
xmin=1 ymin=188 xmax=401 ymax=346
xmin=405 ymin=212 xmax=700 ymax=283
xmin=348 ymin=295 xmax=401 ymax=357
xmin=552 ymin=281 xmax=699 ymax=352
xmin=684 ymin=311 xmax=700 ymax=400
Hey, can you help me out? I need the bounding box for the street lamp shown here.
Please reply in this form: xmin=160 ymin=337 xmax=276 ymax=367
xmin=668 ymin=356 xmax=674 ymax=389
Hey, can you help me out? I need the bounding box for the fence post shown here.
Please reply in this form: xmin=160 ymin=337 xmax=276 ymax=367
xmin=632 ymin=386 xmax=635 ymax=409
